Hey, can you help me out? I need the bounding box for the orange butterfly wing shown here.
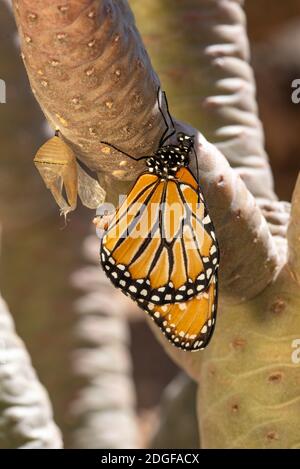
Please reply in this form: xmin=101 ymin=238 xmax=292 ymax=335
xmin=138 ymin=273 xmax=218 ymax=351
xmin=101 ymin=167 xmax=219 ymax=304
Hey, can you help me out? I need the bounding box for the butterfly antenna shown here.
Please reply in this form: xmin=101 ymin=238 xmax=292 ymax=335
xmin=192 ymin=144 xmax=201 ymax=203
xmin=157 ymin=88 xmax=177 ymax=147
xmin=162 ymin=91 xmax=175 ymax=130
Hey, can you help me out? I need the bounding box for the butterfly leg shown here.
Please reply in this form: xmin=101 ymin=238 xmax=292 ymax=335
xmin=100 ymin=141 xmax=148 ymax=161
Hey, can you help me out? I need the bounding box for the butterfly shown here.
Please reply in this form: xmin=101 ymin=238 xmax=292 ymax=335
xmin=98 ymin=89 xmax=219 ymax=351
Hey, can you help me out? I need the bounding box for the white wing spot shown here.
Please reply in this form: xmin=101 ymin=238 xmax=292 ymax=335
xmin=151 ymin=295 xmax=160 ymax=302
xmin=175 ymin=294 xmax=183 ymax=301
xmin=207 ymin=268 xmax=212 ymax=278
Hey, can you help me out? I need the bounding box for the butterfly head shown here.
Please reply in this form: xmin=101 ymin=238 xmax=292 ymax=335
xmin=177 ymin=132 xmax=194 ymax=152
xmin=146 ymin=133 xmax=194 ymax=179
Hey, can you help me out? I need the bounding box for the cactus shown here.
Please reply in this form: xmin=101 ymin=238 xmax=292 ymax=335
xmin=0 ymin=293 xmax=62 ymax=448
xmin=11 ymin=0 xmax=300 ymax=448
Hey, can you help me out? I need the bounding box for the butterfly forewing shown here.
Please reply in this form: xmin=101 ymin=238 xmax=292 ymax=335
xmin=100 ymin=167 xmax=219 ymax=304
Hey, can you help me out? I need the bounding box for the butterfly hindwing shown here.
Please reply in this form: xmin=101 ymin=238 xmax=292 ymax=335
xmin=138 ymin=272 xmax=218 ymax=351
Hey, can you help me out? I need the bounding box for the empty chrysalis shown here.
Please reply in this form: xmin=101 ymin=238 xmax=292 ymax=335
xmin=34 ymin=130 xmax=105 ymax=218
